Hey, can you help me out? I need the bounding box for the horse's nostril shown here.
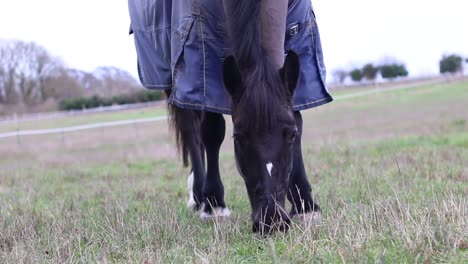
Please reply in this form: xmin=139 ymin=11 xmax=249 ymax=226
xmin=252 ymin=222 xmax=260 ymax=233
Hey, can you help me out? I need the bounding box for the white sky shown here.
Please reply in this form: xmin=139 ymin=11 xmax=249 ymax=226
xmin=0 ymin=0 xmax=467 ymax=81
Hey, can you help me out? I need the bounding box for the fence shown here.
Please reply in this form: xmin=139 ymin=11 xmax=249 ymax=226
xmin=0 ymin=101 xmax=165 ymax=124
xmin=0 ymin=75 xmax=464 ymax=143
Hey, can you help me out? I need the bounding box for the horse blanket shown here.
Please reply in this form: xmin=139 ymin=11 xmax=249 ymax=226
xmin=128 ymin=0 xmax=333 ymax=114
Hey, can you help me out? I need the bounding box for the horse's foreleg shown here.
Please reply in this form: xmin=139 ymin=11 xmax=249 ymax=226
xmin=200 ymin=112 xmax=230 ymax=218
xmin=287 ymin=111 xmax=321 ymax=216
xmin=186 ymin=140 xmax=205 ymax=211
xmin=168 ymin=106 xmax=205 ymax=210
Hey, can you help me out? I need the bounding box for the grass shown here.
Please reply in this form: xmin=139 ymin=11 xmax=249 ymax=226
xmin=0 ymin=80 xmax=467 ymax=263
xmin=0 ymin=105 xmax=166 ymax=133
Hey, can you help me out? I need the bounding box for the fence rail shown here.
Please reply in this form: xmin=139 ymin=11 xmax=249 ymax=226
xmin=0 ymin=116 xmax=167 ymax=139
xmin=0 ymin=76 xmax=464 ymax=141
xmin=0 ymin=101 xmax=165 ymax=124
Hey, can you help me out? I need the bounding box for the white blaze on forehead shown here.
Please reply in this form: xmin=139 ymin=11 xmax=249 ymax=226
xmin=266 ymin=162 xmax=273 ymax=177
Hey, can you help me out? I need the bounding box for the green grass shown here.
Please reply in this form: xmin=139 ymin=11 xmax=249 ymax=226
xmin=332 ymin=81 xmax=468 ymax=110
xmin=0 ymin=80 xmax=467 ymax=263
xmin=1 ymin=134 xmax=466 ymax=263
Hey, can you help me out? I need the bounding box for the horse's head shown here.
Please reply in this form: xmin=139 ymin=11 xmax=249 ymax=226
xmin=223 ymin=51 xmax=300 ymax=233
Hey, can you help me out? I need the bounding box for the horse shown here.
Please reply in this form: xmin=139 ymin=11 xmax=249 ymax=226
xmin=167 ymin=0 xmax=318 ymax=234
xmin=129 ymin=0 xmax=331 ymax=233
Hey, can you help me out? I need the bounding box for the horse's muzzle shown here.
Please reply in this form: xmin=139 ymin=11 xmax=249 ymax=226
xmin=251 ymin=200 xmax=291 ymax=234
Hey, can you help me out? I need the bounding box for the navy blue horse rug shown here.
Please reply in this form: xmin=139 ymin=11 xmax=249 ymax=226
xmin=128 ymin=0 xmax=332 ymax=115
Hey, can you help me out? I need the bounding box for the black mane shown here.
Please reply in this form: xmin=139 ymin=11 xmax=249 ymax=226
xmin=224 ymin=0 xmax=291 ymax=131
xmin=224 ymin=0 xmax=262 ymax=69
xmin=236 ymin=59 xmax=291 ymax=131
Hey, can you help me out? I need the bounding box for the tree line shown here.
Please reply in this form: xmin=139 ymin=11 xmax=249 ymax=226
xmin=332 ymin=54 xmax=467 ymax=84
xmin=0 ymin=40 xmax=163 ymax=114
xmin=2 ymin=39 xmax=466 ymax=113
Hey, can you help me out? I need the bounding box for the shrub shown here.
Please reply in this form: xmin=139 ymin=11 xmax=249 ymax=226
xmin=379 ymin=64 xmax=408 ymax=79
xmin=58 ymin=90 xmax=165 ymax=111
xmin=439 ymin=54 xmax=463 ymax=74
xmin=350 ymin=68 xmax=363 ymax=82
xmin=362 ymin=63 xmax=379 ymax=81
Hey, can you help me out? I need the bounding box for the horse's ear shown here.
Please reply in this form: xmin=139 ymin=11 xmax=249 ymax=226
xmin=280 ymin=50 xmax=300 ymax=96
xmin=223 ymin=56 xmax=243 ymax=99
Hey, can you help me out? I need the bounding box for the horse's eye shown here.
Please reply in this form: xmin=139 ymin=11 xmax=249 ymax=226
xmin=233 ymin=134 xmax=241 ymax=145
xmin=288 ymin=132 xmax=297 ymax=144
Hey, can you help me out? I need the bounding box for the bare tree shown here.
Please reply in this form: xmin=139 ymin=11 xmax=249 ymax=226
xmin=1 ymin=40 xmax=145 ymax=114
xmin=0 ymin=41 xmax=20 ymax=104
xmin=0 ymin=40 xmax=61 ymax=105
xmin=14 ymin=41 xmax=62 ymax=103
xmin=43 ymin=68 xmax=84 ymax=100
xmin=332 ymin=69 xmax=348 ymax=84
xmin=92 ymin=66 xmax=140 ymax=97
xmin=64 ymin=67 xmax=140 ymax=97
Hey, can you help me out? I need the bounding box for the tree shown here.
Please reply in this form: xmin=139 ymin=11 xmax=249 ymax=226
xmin=379 ymin=64 xmax=408 ymax=79
xmin=395 ymin=64 xmax=408 ymax=77
xmin=362 ymin=63 xmax=378 ymax=81
xmin=439 ymin=54 xmax=463 ymax=74
xmin=332 ymin=69 xmax=348 ymax=84
xmin=0 ymin=40 xmax=146 ymax=114
xmin=42 ymin=68 xmax=84 ymax=100
xmin=0 ymin=41 xmax=20 ymax=104
xmin=350 ymin=68 xmax=363 ymax=82
xmin=0 ymin=41 xmax=62 ymax=105
xmin=92 ymin=66 xmax=140 ymax=97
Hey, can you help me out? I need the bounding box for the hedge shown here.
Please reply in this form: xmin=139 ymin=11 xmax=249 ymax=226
xmin=59 ymin=90 xmax=165 ymax=111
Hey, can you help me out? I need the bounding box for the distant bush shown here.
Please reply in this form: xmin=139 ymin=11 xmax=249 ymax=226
xmin=379 ymin=64 xmax=408 ymax=79
xmin=350 ymin=68 xmax=363 ymax=82
xmin=439 ymin=54 xmax=463 ymax=74
xmin=362 ymin=63 xmax=379 ymax=81
xmin=59 ymin=90 xmax=165 ymax=111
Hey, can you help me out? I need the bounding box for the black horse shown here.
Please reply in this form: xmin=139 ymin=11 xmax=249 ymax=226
xmin=165 ymin=0 xmax=321 ymax=233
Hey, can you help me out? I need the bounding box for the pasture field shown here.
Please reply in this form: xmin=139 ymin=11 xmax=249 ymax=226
xmin=0 ymin=80 xmax=467 ymax=263
xmin=0 ymin=105 xmax=166 ymax=134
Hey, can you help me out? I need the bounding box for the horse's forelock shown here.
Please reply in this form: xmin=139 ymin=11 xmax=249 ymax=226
xmin=225 ymin=0 xmax=292 ymax=131
xmin=235 ymin=58 xmax=290 ymax=131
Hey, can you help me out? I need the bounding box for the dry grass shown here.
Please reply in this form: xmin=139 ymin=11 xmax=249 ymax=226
xmin=0 ymin=105 xmax=166 ymax=133
xmin=0 ymin=80 xmax=467 ymax=263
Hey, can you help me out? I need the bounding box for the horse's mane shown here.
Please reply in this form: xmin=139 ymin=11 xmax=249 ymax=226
xmin=224 ymin=0 xmax=262 ymax=69
xmin=224 ymin=0 xmax=290 ymax=131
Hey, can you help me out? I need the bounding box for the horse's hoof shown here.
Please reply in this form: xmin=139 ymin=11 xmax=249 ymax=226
xmin=200 ymin=207 xmax=231 ymax=219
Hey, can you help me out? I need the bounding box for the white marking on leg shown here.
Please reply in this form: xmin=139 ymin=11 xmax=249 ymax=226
xmin=200 ymin=207 xmax=231 ymax=219
xmin=295 ymin=211 xmax=323 ymax=226
xmin=266 ymin=162 xmax=273 ymax=177
xmin=187 ymin=172 xmax=197 ymax=209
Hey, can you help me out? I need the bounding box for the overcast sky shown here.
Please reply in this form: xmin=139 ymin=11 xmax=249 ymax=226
xmin=0 ymin=0 xmax=466 ymax=82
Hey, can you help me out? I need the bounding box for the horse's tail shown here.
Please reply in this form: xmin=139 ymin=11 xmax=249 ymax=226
xmin=223 ymin=0 xmax=262 ymax=68
xmin=165 ymin=90 xmax=200 ymax=167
